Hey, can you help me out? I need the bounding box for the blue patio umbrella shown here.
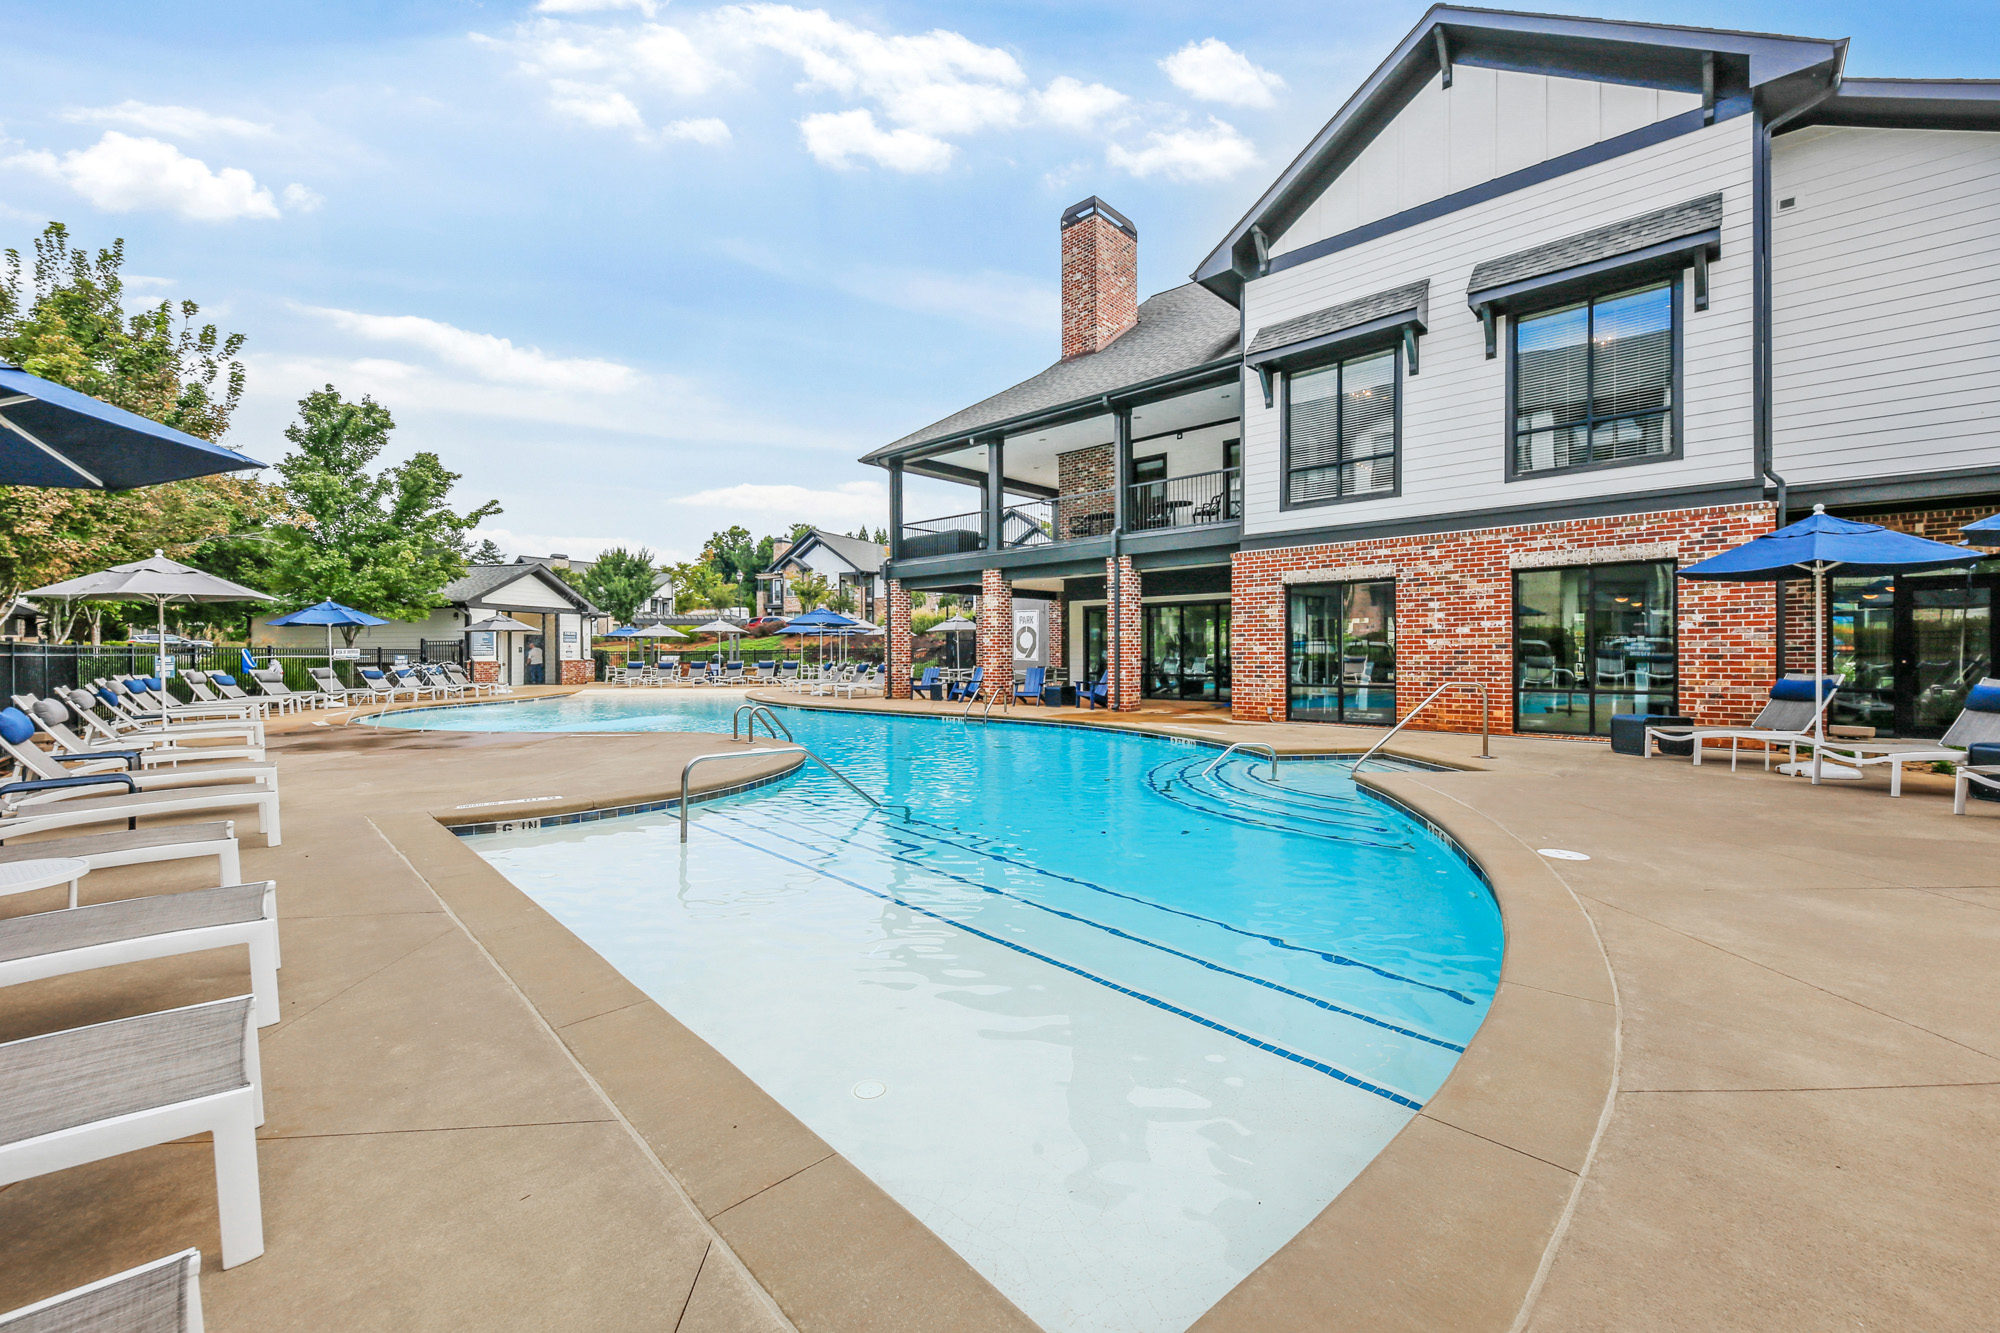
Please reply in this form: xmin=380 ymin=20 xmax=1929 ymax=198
xmin=0 ymin=363 xmax=264 ymax=488
xmin=784 ymin=608 xmax=857 ymax=665
xmin=267 ymin=599 xmax=389 ymax=662
xmin=1680 ymin=505 xmax=1983 ymax=776
xmin=604 ymin=624 xmax=642 ymax=636
xmin=1962 ymin=513 xmax=2000 ymax=540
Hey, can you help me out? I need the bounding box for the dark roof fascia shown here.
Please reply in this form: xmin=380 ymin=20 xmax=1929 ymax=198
xmin=864 ymin=355 xmax=1242 ymax=469
xmin=1467 ymin=228 xmax=1718 ymax=313
xmin=1246 ymin=283 xmax=1431 ymax=367
xmin=449 ymin=562 xmax=601 ymax=616
xmin=1191 ymin=5 xmax=1845 ymax=304
xmin=1797 ymin=78 xmax=2000 ymax=132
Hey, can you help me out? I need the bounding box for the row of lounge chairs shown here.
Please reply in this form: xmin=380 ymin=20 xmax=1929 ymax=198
xmin=780 ymin=662 xmax=883 ymax=697
xmin=0 ymin=682 xmax=291 ymax=1324
xmin=1644 ymin=673 xmax=2000 ymax=811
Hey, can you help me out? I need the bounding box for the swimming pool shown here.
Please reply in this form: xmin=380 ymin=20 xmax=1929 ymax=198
xmin=415 ymin=693 xmax=1501 ymax=1332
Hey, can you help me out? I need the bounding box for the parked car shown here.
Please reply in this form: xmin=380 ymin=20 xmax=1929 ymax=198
xmin=127 ymin=632 xmax=215 ymax=649
xmin=744 ymin=616 xmax=792 ymax=636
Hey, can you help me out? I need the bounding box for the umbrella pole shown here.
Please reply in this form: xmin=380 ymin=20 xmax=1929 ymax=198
xmin=1813 ymin=564 xmax=1826 ymax=785
xmin=157 ymin=595 xmax=168 ymax=681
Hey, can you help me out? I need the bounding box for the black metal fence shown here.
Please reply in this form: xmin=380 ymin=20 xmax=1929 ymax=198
xmin=0 ymin=639 xmax=467 ymax=701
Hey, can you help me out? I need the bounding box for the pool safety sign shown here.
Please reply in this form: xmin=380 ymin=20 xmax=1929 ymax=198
xmin=1012 ymin=600 xmax=1049 ymax=669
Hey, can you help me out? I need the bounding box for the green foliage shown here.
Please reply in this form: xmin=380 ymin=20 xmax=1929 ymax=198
xmin=791 ymin=570 xmax=830 ymax=612
xmin=581 ymin=545 xmax=658 ymax=624
xmin=469 ymin=537 xmax=505 ymax=564
xmin=262 ymin=386 xmax=501 ymax=638
xmin=666 ymin=559 xmax=729 ymax=611
xmin=824 ymin=584 xmax=856 ymax=615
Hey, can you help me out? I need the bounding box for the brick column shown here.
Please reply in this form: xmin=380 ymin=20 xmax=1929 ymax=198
xmin=471 ymin=660 xmax=499 ymax=684
xmin=1107 ymin=555 xmax=1143 ymax=710
xmin=977 ymin=569 xmax=1014 ymax=700
xmin=887 ymin=579 xmax=913 ymax=700
xmin=559 ymin=659 xmax=591 ymax=685
xmin=1048 ymin=596 xmax=1066 ymax=681
xmin=1230 ymin=552 xmax=1284 ymax=721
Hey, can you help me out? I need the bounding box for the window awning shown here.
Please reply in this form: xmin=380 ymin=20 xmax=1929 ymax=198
xmin=1466 ymin=193 xmax=1722 ymax=355
xmin=1245 ymin=280 xmax=1428 ymax=404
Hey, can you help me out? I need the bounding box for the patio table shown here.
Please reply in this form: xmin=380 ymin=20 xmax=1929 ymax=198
xmin=0 ymin=856 xmax=91 ymax=909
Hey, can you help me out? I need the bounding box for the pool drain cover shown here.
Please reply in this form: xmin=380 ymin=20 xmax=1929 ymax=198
xmin=852 ymin=1080 xmax=887 ymax=1099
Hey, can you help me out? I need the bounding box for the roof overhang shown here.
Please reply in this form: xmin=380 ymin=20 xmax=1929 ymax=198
xmin=1192 ymin=6 xmax=1846 ymax=305
xmin=1245 ymin=281 xmax=1431 ymax=398
xmin=1798 ymin=79 xmax=2000 ymax=132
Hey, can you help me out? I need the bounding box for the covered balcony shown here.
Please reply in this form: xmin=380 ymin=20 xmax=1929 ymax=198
xmin=890 ymin=377 xmax=1242 ymax=567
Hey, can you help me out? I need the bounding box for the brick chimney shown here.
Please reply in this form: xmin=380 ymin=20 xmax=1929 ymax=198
xmin=1060 ymin=197 xmax=1137 ymax=359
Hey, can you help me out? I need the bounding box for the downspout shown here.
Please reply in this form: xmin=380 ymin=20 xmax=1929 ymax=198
xmin=1755 ymin=62 xmax=1843 ymax=675
xmin=1105 ymin=393 xmax=1126 ymax=709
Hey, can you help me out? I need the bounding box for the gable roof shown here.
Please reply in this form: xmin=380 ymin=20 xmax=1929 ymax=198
xmin=864 ymin=282 xmax=1240 ymax=463
xmin=1192 ymin=6 xmax=1847 ymax=305
xmin=439 ymin=562 xmax=600 ymax=615
xmin=766 ymin=528 xmax=886 ymax=575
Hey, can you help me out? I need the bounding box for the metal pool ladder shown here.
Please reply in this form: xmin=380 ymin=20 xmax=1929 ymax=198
xmin=731 ymin=703 xmax=793 ymax=742
xmin=1352 ymin=676 xmax=1490 ymax=774
xmin=1200 ymin=741 xmax=1279 ymax=781
xmin=679 ymin=745 xmax=906 ymax=842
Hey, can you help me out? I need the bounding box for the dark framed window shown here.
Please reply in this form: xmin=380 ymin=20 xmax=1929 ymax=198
xmin=1281 ymin=345 xmax=1399 ymax=507
xmin=1132 ymin=453 xmax=1167 ymax=484
xmin=1287 ymin=580 xmax=1395 ymax=723
xmin=1143 ymin=601 xmax=1231 ymax=702
xmin=1082 ymin=606 xmax=1107 ymax=685
xmin=1514 ymin=561 xmax=1676 ymax=736
xmin=1510 ymin=280 xmax=1679 ymax=478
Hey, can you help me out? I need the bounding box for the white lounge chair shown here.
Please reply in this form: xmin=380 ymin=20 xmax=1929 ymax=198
xmin=355 ymin=668 xmax=419 ymax=702
xmin=1807 ymin=678 xmax=2000 ymax=796
xmin=247 ymin=667 xmax=321 ymax=713
xmin=110 ymin=675 xmax=259 ymax=724
xmin=0 ymin=821 xmax=241 ymax=898
xmin=0 ymin=996 xmax=264 ymax=1268
xmin=90 ymin=682 xmax=264 ymax=748
xmin=440 ymin=661 xmax=504 ymax=696
xmin=21 ymin=696 xmax=267 ymax=769
xmin=0 ymin=881 xmax=280 ymax=1025
xmin=0 ymin=1248 xmax=206 ymax=1332
xmin=61 ymin=688 xmax=264 ymax=755
xmin=0 ymin=707 xmax=277 ymax=798
xmin=307 ymin=666 xmax=368 ymax=706
xmin=0 ymin=775 xmax=281 ymax=847
xmin=1645 ymin=676 xmax=1839 ymax=770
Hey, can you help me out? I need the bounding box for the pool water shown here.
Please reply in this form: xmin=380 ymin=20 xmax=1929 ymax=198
xmin=422 ymin=693 xmax=1501 ymax=1333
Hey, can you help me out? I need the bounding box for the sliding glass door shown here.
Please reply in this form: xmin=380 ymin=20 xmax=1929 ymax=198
xmin=1830 ymin=569 xmax=1996 ymax=737
xmin=1287 ymin=580 xmax=1395 ymax=723
xmin=1143 ymin=602 xmax=1231 ymax=701
xmin=1514 ymin=561 xmax=1676 ymax=735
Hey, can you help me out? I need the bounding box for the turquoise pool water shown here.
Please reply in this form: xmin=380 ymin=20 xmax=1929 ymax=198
xmin=416 ymin=693 xmax=1502 ymax=1332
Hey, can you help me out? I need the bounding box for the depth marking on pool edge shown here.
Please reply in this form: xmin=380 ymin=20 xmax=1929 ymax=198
xmin=697 ymin=820 xmax=1428 ymax=1111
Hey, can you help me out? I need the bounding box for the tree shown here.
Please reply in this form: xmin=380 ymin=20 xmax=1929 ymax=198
xmin=262 ymin=386 xmax=501 ymax=641
xmin=824 ymin=583 xmax=856 ymax=615
xmin=470 ymin=537 xmax=505 ymax=564
xmin=0 ymin=222 xmax=273 ymax=617
xmin=791 ymin=570 xmax=830 ymax=612
xmin=666 ymin=559 xmax=728 ymax=611
xmin=581 ymin=546 xmax=658 ymax=624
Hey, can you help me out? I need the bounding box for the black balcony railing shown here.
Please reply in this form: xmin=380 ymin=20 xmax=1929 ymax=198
xmin=1128 ymin=467 xmax=1240 ymax=532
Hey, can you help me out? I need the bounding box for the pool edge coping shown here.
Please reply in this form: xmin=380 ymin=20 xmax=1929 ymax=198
xmin=369 ymin=692 xmax=1616 ymax=1333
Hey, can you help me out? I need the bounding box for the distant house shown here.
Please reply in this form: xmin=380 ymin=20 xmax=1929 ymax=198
xmin=251 ymin=559 xmax=602 ymax=685
xmin=758 ymin=529 xmax=888 ymax=620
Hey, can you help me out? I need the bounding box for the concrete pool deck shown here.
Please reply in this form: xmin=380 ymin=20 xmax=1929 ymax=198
xmin=1 ymin=685 xmax=1993 ymax=1330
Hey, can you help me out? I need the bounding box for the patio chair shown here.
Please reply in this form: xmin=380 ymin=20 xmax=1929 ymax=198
xmin=723 ymin=661 xmax=747 ymax=685
xmin=106 ymin=677 xmax=260 ymax=729
xmin=1644 ymin=676 xmax=1840 ymax=769
xmin=391 ymin=667 xmax=442 ymax=700
xmin=947 ymin=666 xmax=985 ymax=703
xmin=355 ymin=668 xmax=417 ymax=703
xmin=415 ymin=664 xmax=467 ymax=699
xmin=0 ymin=821 xmax=241 ymax=900
xmin=247 ymin=668 xmax=314 ymax=714
xmin=0 ymin=1248 xmax=207 ymax=1332
xmin=832 ymin=664 xmax=872 ymax=698
xmin=1808 ymin=677 xmax=2000 ymax=796
xmin=1076 ymin=673 xmax=1109 ymax=709
xmin=307 ymin=666 xmax=368 ymax=706
xmin=1 ymin=708 xmax=277 ymax=798
xmin=777 ymin=661 xmax=800 ymax=689
xmin=440 ymin=661 xmax=503 ymax=696
xmin=657 ymin=656 xmax=681 ymax=684
xmin=24 ymin=697 xmax=267 ymax=770
xmin=915 ymin=666 xmax=940 ymax=699
xmin=61 ymin=689 xmax=259 ymax=757
xmin=0 ymin=880 xmax=280 ymax=1025
xmin=0 ymin=769 xmax=281 ymax=846
xmin=1014 ymin=665 xmax=1047 ymax=706
xmin=0 ymin=996 xmax=265 ymax=1268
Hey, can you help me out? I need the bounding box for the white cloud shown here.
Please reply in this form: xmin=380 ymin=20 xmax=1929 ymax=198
xmin=1159 ymin=38 xmax=1284 ymax=108
xmin=4 ymin=132 xmax=283 ymax=221
xmin=299 ymin=305 xmax=639 ymax=393
xmin=800 ymin=109 xmax=952 ymax=172
xmin=1107 ymin=116 xmax=1258 ymax=182
xmin=491 ymin=18 xmax=725 ymax=141
xmin=548 ymin=79 xmax=647 ymax=130
xmin=673 ymin=480 xmax=885 ymax=526
xmin=61 ymin=101 xmax=276 ymax=140
xmin=661 ymin=116 xmax=731 ymax=145
xmin=534 ymin=0 xmax=657 ymax=16
xmin=1035 ymin=76 xmax=1128 ymax=131
xmin=281 ymin=183 xmax=323 ymax=213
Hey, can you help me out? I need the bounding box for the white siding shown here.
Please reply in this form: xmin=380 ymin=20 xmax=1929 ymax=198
xmin=1241 ymin=114 xmax=1754 ymax=540
xmin=1771 ymin=126 xmax=2000 ymax=486
xmin=1270 ymin=68 xmax=1703 ymax=258
xmin=479 ymin=574 xmax=573 ymax=610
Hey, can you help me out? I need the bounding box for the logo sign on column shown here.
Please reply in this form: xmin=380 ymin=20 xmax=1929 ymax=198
xmin=1012 ymin=601 xmax=1048 ymax=668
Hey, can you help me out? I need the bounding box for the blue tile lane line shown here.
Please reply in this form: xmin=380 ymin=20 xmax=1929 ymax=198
xmin=693 ymin=813 xmax=1434 ymax=1109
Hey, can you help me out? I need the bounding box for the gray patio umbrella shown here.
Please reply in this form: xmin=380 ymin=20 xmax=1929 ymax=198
xmin=932 ymin=614 xmax=976 ymax=668
xmin=27 ymin=550 xmax=273 ymax=671
xmin=638 ymin=623 xmax=688 ymax=640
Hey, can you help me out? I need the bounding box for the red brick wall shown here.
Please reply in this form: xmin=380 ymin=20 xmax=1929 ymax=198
xmin=1048 ymin=596 xmax=1065 ymax=680
xmin=559 ymin=659 xmax=591 ymax=685
xmin=471 ymin=660 xmax=500 ymax=684
xmin=977 ymin=569 xmax=1014 ymax=698
xmin=1056 ymin=445 xmax=1116 ymax=540
xmin=1060 ymin=212 xmax=1136 ymax=360
xmin=1231 ymin=502 xmax=1779 ymax=732
xmin=1107 ymin=556 xmax=1144 ymax=710
xmin=887 ymin=579 xmax=912 ymax=700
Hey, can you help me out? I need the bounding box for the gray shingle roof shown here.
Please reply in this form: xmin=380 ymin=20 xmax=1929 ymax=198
xmin=866 ymin=283 xmax=1240 ymax=461
xmin=438 ymin=562 xmax=598 ymax=614
xmin=787 ymin=528 xmax=886 ymax=574
xmin=1468 ymin=194 xmax=1723 ymax=296
xmin=1247 ymin=280 xmax=1429 ymax=357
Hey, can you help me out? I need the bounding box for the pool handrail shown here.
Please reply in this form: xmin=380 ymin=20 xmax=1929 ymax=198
xmin=1352 ymin=676 xmax=1491 ymax=774
xmin=731 ymin=703 xmax=794 ymax=743
xmin=679 ymin=744 xmax=905 ymax=842
xmin=1201 ymin=742 xmax=1279 ymax=781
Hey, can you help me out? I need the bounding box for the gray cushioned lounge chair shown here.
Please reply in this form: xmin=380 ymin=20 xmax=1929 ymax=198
xmin=1810 ymin=677 xmax=2000 ymax=795
xmin=0 ymin=997 xmax=264 ymax=1268
xmin=1644 ymin=676 xmax=1839 ymax=769
xmin=0 ymin=821 xmax=241 ymax=900
xmin=0 ymin=1248 xmax=206 ymax=1332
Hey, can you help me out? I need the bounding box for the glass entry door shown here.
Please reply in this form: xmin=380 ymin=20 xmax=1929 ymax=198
xmin=1514 ymin=561 xmax=1676 ymax=734
xmin=1143 ymin=602 xmax=1231 ymax=701
xmin=1831 ymin=570 xmax=1995 ymax=736
xmin=1081 ymin=607 xmax=1107 ymax=686
xmin=1287 ymin=580 xmax=1395 ymax=723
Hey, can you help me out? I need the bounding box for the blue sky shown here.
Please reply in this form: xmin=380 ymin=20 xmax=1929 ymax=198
xmin=1 ymin=1 xmax=1993 ymax=561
